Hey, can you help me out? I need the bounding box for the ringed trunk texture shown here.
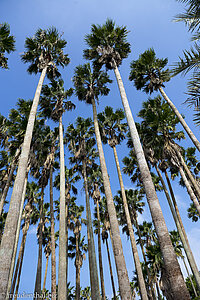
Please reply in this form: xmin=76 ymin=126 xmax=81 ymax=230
xmin=113 ymin=63 xmax=190 ymax=300
xmin=58 ymin=115 xmax=67 ymax=300
xmin=113 ymin=145 xmax=148 ymax=300
xmin=105 ymin=238 xmax=117 ymax=300
xmin=159 ymin=87 xmax=200 ymax=153
xmin=96 ymin=198 xmax=106 ymax=300
xmin=91 ymin=98 xmax=133 ymax=300
xmin=82 ymin=159 xmax=101 ymax=300
xmin=156 ymin=165 xmax=200 ymax=291
xmin=50 ymin=166 xmax=57 ymax=299
xmin=0 ymin=148 xmax=20 ymax=216
xmin=0 ymin=66 xmax=47 ymax=300
xmin=179 ymin=166 xmax=200 ymax=215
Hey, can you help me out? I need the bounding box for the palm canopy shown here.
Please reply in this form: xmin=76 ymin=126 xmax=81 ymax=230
xmin=21 ymin=27 xmax=69 ymax=78
xmin=174 ymin=0 xmax=200 ymax=33
xmin=40 ymin=79 xmax=75 ymax=121
xmin=73 ymin=63 xmax=112 ymax=104
xmin=97 ymin=106 xmax=128 ymax=147
xmin=0 ymin=22 xmax=15 ymax=69
xmin=83 ymin=19 xmax=131 ymax=69
xmin=129 ymin=48 xmax=170 ymax=93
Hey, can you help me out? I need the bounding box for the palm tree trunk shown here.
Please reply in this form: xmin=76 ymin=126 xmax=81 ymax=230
xmin=10 ymin=221 xmax=29 ymax=299
xmin=179 ymin=166 xmax=200 ymax=215
xmin=112 ymin=145 xmax=148 ymax=300
xmin=134 ymin=218 xmax=156 ymax=300
xmin=34 ymin=187 xmax=44 ymax=300
xmin=182 ymin=257 xmax=198 ymax=298
xmin=42 ymin=255 xmax=49 ymax=291
xmin=66 ymin=203 xmax=69 ymax=288
xmin=105 ymin=238 xmax=117 ymax=300
xmin=91 ymin=97 xmax=133 ymax=300
xmin=159 ymin=87 xmax=200 ymax=153
xmin=0 ymin=66 xmax=48 ymax=300
xmin=0 ymin=148 xmax=20 ymax=216
xmin=50 ymin=165 xmax=57 ymax=299
xmin=58 ymin=115 xmax=67 ymax=300
xmin=156 ymin=165 xmax=200 ymax=291
xmin=75 ymin=234 xmax=80 ymax=300
xmin=113 ymin=62 xmax=190 ymax=300
xmin=7 ymin=168 xmax=29 ymax=299
xmin=82 ymin=159 xmax=101 ymax=300
xmin=96 ymin=198 xmax=106 ymax=300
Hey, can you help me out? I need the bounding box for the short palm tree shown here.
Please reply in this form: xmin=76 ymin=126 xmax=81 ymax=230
xmin=129 ymin=48 xmax=200 ymax=153
xmin=0 ymin=27 xmax=70 ymax=298
xmin=84 ymin=20 xmax=189 ymax=299
xmin=0 ymin=22 xmax=15 ymax=69
xmin=73 ymin=62 xmax=133 ymax=299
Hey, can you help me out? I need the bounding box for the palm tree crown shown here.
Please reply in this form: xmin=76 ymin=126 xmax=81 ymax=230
xmin=0 ymin=22 xmax=15 ymax=69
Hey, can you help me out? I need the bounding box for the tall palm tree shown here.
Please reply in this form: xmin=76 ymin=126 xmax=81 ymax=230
xmin=65 ymin=117 xmax=101 ymax=300
xmin=98 ymin=106 xmax=148 ymax=300
xmin=0 ymin=22 xmax=15 ymax=69
xmin=0 ymin=27 xmax=70 ymax=299
xmin=40 ymin=78 xmax=74 ymax=300
xmin=84 ymin=20 xmax=189 ymax=299
xmin=129 ymin=48 xmax=200 ymax=153
xmin=73 ymin=63 xmax=133 ymax=299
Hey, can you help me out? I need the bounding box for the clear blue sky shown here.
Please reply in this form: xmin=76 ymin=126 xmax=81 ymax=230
xmin=1 ymin=0 xmax=200 ymax=299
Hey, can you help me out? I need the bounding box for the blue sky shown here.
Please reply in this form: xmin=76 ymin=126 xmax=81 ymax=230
xmin=1 ymin=0 xmax=200 ymax=299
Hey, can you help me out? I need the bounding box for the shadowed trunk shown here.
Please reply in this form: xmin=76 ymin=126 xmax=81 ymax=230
xmin=159 ymin=87 xmax=200 ymax=153
xmin=0 ymin=66 xmax=48 ymax=300
xmin=91 ymin=97 xmax=133 ymax=300
xmin=113 ymin=62 xmax=190 ymax=300
xmin=96 ymin=197 xmax=106 ymax=300
xmin=42 ymin=255 xmax=49 ymax=291
xmin=34 ymin=187 xmax=44 ymax=300
xmin=112 ymin=145 xmax=148 ymax=300
xmin=58 ymin=115 xmax=67 ymax=300
xmin=82 ymin=159 xmax=101 ymax=300
xmin=50 ymin=166 xmax=56 ymax=299
xmin=75 ymin=234 xmax=80 ymax=300
xmin=105 ymin=238 xmax=117 ymax=300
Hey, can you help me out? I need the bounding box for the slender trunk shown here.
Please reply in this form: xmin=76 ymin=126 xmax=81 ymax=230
xmin=58 ymin=115 xmax=67 ymax=300
xmin=92 ymin=97 xmax=133 ymax=300
xmin=66 ymin=203 xmax=69 ymax=288
xmin=134 ymin=218 xmax=156 ymax=300
xmin=7 ymin=169 xmax=29 ymax=299
xmin=159 ymin=87 xmax=200 ymax=153
xmin=10 ymin=221 xmax=29 ymax=299
xmin=42 ymin=256 xmax=49 ymax=291
xmin=105 ymin=238 xmax=117 ymax=300
xmin=113 ymin=145 xmax=148 ymax=300
xmin=34 ymin=188 xmax=44 ymax=300
xmin=179 ymin=166 xmax=200 ymax=215
xmin=182 ymin=257 xmax=198 ymax=298
xmin=113 ymin=63 xmax=190 ymax=300
xmin=96 ymin=198 xmax=106 ymax=300
xmin=155 ymin=278 xmax=162 ymax=300
xmin=0 ymin=148 xmax=20 ymax=216
xmin=75 ymin=234 xmax=80 ymax=300
xmin=82 ymin=159 xmax=100 ymax=300
xmin=172 ymin=144 xmax=200 ymax=201
xmin=0 ymin=66 xmax=47 ymax=300
xmin=156 ymin=165 xmax=200 ymax=291
xmin=50 ymin=166 xmax=56 ymax=299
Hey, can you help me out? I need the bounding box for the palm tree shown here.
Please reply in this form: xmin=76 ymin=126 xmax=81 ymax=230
xmin=40 ymin=78 xmax=75 ymax=300
xmin=84 ymin=20 xmax=189 ymax=299
xmin=129 ymin=48 xmax=200 ymax=153
xmin=0 ymin=27 xmax=70 ymax=299
xmin=0 ymin=22 xmax=15 ymax=69
xmin=98 ymin=106 xmax=148 ymax=299
xmin=65 ymin=117 xmax=101 ymax=300
xmin=73 ymin=62 xmax=133 ymax=299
